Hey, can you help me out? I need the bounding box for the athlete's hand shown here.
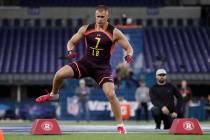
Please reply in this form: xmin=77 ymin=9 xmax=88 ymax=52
xmin=124 ymin=55 xmax=133 ymax=64
xmin=67 ymin=50 xmax=77 ymax=59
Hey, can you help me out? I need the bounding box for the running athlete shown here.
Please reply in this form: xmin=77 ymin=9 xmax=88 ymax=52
xmin=36 ymin=5 xmax=133 ymax=134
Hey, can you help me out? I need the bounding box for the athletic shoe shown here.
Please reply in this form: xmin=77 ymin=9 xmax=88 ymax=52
xmin=117 ymin=124 xmax=127 ymax=134
xmin=36 ymin=89 xmax=59 ymax=103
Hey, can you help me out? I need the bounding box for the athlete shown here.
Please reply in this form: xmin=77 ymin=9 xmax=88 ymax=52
xmin=36 ymin=5 xmax=133 ymax=134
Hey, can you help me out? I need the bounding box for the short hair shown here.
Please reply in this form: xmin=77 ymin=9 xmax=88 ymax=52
xmin=96 ymin=5 xmax=109 ymax=12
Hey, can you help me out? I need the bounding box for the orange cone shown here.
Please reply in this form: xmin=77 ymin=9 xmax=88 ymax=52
xmin=0 ymin=129 xmax=4 ymax=140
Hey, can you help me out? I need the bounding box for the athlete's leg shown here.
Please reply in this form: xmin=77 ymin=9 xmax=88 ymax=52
xmin=51 ymin=65 xmax=74 ymax=95
xmin=102 ymin=82 xmax=122 ymax=124
xmin=36 ymin=65 xmax=74 ymax=103
xmin=102 ymin=82 xmax=126 ymax=134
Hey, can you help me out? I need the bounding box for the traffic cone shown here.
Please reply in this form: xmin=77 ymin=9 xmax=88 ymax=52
xmin=0 ymin=129 xmax=4 ymax=140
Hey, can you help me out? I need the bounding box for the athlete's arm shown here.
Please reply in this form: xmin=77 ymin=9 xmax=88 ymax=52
xmin=67 ymin=25 xmax=87 ymax=52
xmin=113 ymin=28 xmax=133 ymax=56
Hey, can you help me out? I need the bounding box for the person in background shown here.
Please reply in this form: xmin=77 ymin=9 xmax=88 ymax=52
xmin=149 ymin=69 xmax=182 ymax=129
xmin=75 ymin=79 xmax=90 ymax=122
xmin=178 ymin=80 xmax=192 ymax=118
xmin=121 ymin=13 xmax=127 ymax=25
xmin=135 ymin=81 xmax=150 ymax=121
xmin=204 ymin=94 xmax=210 ymax=120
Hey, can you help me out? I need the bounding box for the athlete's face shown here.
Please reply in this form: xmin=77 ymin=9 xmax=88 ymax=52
xmin=95 ymin=10 xmax=109 ymax=26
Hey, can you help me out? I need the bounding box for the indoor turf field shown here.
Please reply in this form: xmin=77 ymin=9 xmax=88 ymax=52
xmin=1 ymin=120 xmax=210 ymax=140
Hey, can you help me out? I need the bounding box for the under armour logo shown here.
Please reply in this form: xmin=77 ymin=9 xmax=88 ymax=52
xmin=183 ymin=121 xmax=194 ymax=131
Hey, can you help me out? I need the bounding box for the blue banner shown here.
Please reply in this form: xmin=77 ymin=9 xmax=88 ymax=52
xmin=59 ymin=89 xmax=139 ymax=120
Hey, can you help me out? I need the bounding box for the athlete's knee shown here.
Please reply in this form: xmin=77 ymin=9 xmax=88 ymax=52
xmin=105 ymin=90 xmax=116 ymax=101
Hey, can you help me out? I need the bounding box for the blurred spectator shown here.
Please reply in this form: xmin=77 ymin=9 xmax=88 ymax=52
xmin=121 ymin=14 xmax=127 ymax=25
xmin=125 ymin=70 xmax=138 ymax=88
xmin=0 ymin=104 xmax=17 ymax=120
xmin=114 ymin=63 xmax=130 ymax=88
xmin=0 ymin=104 xmax=10 ymax=119
xmin=114 ymin=63 xmax=138 ymax=88
xmin=135 ymin=81 xmax=150 ymax=121
xmin=126 ymin=18 xmax=133 ymax=25
xmin=178 ymin=80 xmax=192 ymax=118
xmin=117 ymin=13 xmax=138 ymax=28
xmin=204 ymin=94 xmax=210 ymax=120
xmin=75 ymin=79 xmax=90 ymax=122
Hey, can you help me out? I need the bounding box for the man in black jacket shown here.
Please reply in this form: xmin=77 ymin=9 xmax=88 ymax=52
xmin=149 ymin=69 xmax=182 ymax=129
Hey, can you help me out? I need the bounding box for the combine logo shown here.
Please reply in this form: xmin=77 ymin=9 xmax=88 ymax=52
xmin=183 ymin=121 xmax=194 ymax=131
xmin=41 ymin=121 xmax=54 ymax=131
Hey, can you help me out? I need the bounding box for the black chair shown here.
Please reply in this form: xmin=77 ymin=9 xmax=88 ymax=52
xmin=2 ymin=18 xmax=10 ymax=27
xmin=157 ymin=18 xmax=163 ymax=26
xmin=167 ymin=18 xmax=174 ymax=26
xmin=177 ymin=18 xmax=183 ymax=26
xmin=34 ymin=19 xmax=41 ymax=27
xmin=46 ymin=19 xmax=52 ymax=27
xmin=146 ymin=19 xmax=153 ymax=27
xmin=55 ymin=19 xmax=62 ymax=27
xmin=14 ymin=19 xmax=20 ymax=27
xmin=187 ymin=18 xmax=194 ymax=26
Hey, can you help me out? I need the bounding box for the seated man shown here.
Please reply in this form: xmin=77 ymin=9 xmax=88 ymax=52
xmin=149 ymin=69 xmax=182 ymax=129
